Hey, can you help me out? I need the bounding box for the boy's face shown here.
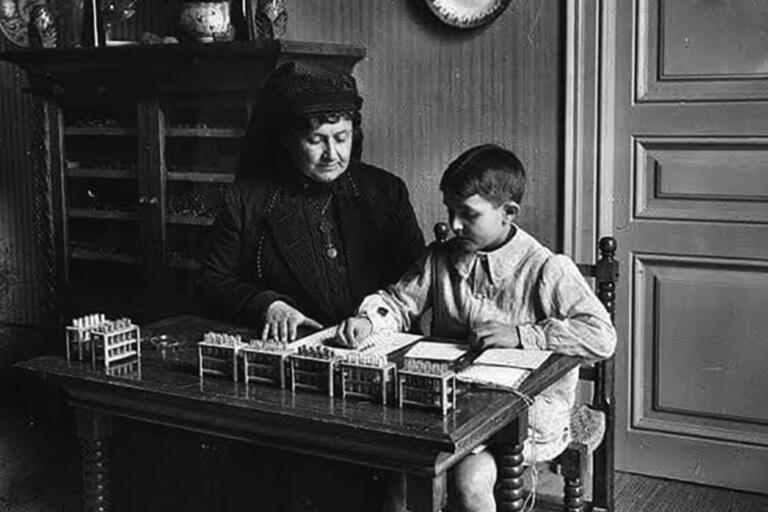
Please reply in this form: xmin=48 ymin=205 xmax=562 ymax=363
xmin=443 ymin=193 xmax=519 ymax=252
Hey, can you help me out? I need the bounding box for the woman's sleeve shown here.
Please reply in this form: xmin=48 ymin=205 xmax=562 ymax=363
xmin=517 ymin=255 xmax=617 ymax=360
xmin=196 ymin=186 xmax=294 ymax=327
xmin=390 ymin=177 xmax=426 ymax=277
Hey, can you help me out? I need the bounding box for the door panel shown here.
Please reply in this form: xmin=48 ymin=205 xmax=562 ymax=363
xmin=637 ymin=0 xmax=768 ymax=101
xmin=635 ymin=138 xmax=768 ymax=223
xmin=606 ymin=0 xmax=768 ymax=492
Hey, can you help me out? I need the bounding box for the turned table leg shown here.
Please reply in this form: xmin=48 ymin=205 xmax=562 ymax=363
xmin=493 ymin=416 xmax=529 ymax=512
xmin=76 ymin=409 xmax=113 ymax=512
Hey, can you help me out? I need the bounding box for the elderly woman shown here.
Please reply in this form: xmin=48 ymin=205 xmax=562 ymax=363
xmin=197 ymin=61 xmax=424 ymax=341
xmin=196 ymin=62 xmax=424 ymax=512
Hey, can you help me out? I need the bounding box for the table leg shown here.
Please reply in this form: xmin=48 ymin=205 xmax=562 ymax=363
xmin=494 ymin=416 xmax=529 ymax=512
xmin=407 ymin=472 xmax=447 ymax=512
xmin=75 ymin=409 xmax=113 ymax=512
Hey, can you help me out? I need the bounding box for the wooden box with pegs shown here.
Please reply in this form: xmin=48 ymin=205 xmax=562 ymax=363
xmin=90 ymin=318 xmax=141 ymax=368
xmin=398 ymin=359 xmax=457 ymax=416
xmin=66 ymin=313 xmax=107 ymax=361
xmin=198 ymin=331 xmax=247 ymax=381
xmin=288 ymin=345 xmax=337 ymax=396
xmin=240 ymin=339 xmax=295 ymax=388
xmin=339 ymin=354 xmax=397 ymax=405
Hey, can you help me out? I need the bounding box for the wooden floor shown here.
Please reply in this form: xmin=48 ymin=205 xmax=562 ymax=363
xmin=533 ymin=472 xmax=768 ymax=512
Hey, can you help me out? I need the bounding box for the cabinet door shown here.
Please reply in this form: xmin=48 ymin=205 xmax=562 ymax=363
xmin=161 ymin=93 xmax=249 ymax=297
xmin=137 ymin=97 xmax=165 ymax=275
xmin=60 ymin=97 xmax=145 ymax=312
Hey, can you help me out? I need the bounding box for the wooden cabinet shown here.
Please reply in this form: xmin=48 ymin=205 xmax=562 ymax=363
xmin=1 ymin=41 xmax=365 ymax=323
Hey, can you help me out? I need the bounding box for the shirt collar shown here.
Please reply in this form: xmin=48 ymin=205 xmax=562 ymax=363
xmin=451 ymin=225 xmax=535 ymax=285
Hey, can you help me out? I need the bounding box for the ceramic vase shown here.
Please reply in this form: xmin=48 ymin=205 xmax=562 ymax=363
xmin=179 ymin=1 xmax=234 ymax=43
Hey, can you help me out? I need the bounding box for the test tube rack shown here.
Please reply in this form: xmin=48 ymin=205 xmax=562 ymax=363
xmin=240 ymin=339 xmax=294 ymax=388
xmin=90 ymin=318 xmax=141 ymax=368
xmin=105 ymin=357 xmax=142 ymax=379
xmin=65 ymin=314 xmax=107 ymax=361
xmin=288 ymin=345 xmax=337 ymax=396
xmin=339 ymin=355 xmax=397 ymax=405
xmin=398 ymin=359 xmax=457 ymax=416
xmin=198 ymin=332 xmax=246 ymax=382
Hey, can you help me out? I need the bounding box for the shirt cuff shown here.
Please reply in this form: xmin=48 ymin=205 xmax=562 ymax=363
xmin=517 ymin=324 xmax=546 ymax=350
xmin=361 ymin=306 xmax=395 ymax=334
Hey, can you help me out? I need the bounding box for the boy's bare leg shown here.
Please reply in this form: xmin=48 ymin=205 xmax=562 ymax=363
xmin=381 ymin=472 xmax=407 ymax=512
xmin=449 ymin=450 xmax=497 ymax=512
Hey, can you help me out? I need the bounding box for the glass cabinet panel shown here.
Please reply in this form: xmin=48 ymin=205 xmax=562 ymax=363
xmin=62 ymin=100 xmax=143 ymax=290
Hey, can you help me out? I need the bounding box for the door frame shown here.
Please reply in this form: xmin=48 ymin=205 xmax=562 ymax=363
xmin=563 ymin=0 xmax=624 ymax=465
xmin=564 ymin=0 xmax=615 ymax=263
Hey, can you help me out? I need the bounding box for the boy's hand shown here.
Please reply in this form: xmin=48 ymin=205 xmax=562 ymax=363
xmin=333 ymin=316 xmax=373 ymax=349
xmin=469 ymin=321 xmax=520 ymax=351
xmin=263 ymin=301 xmax=323 ymax=342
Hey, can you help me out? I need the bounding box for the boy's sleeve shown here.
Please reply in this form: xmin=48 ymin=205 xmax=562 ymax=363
xmin=357 ymin=249 xmax=434 ymax=334
xmin=517 ymin=254 xmax=617 ymax=360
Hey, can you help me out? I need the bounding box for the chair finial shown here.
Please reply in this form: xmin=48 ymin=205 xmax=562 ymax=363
xmin=434 ymin=222 xmax=450 ymax=243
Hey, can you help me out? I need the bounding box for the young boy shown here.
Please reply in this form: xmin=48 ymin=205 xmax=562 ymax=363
xmin=336 ymin=144 xmax=616 ymax=512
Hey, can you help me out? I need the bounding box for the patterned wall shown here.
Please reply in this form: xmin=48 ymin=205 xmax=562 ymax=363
xmin=0 ymin=0 xmax=564 ymax=328
xmin=285 ymin=0 xmax=564 ymax=246
xmin=0 ymin=48 xmax=41 ymax=326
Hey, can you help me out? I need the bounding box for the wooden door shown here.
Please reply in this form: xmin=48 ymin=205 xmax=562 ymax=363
xmin=603 ymin=0 xmax=768 ymax=493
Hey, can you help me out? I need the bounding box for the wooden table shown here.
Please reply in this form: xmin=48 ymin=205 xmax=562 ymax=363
xmin=16 ymin=316 xmax=580 ymax=512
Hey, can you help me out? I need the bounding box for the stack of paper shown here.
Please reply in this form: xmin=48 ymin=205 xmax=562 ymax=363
xmin=403 ymin=341 xmax=468 ymax=361
xmin=294 ymin=328 xmax=422 ymax=358
xmin=457 ymin=348 xmax=553 ymax=390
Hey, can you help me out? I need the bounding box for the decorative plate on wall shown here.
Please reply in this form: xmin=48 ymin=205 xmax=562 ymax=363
xmin=424 ymin=0 xmax=511 ymax=29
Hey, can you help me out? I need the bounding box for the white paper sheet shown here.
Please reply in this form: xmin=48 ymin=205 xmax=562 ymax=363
xmin=404 ymin=341 xmax=469 ymax=361
xmin=473 ymin=348 xmax=553 ymax=369
xmin=293 ymin=328 xmax=422 ymax=357
xmin=457 ymin=364 xmax=531 ymax=390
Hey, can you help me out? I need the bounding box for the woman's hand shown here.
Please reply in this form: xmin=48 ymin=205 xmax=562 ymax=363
xmin=333 ymin=316 xmax=373 ymax=349
xmin=263 ymin=301 xmax=323 ymax=342
xmin=469 ymin=321 xmax=520 ymax=352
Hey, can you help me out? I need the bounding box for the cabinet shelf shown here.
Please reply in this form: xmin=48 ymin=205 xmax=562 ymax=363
xmin=68 ymin=208 xmax=140 ymax=221
xmin=67 ymin=168 xmax=137 ymax=179
xmin=64 ymin=127 xmax=136 ymax=136
xmin=70 ymin=247 xmax=142 ymax=265
xmin=166 ymin=127 xmax=245 ymax=138
xmin=166 ymin=172 xmax=234 ymax=183
xmin=166 ymin=214 xmax=215 ymax=226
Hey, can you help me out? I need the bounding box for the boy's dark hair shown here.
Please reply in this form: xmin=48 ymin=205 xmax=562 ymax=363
xmin=439 ymin=144 xmax=526 ymax=205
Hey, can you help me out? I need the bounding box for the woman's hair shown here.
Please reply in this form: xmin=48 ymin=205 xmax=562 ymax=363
xmin=439 ymin=144 xmax=526 ymax=205
xmin=238 ymin=63 xmax=364 ymax=181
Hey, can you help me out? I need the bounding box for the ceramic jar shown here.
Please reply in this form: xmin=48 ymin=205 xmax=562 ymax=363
xmin=178 ymin=1 xmax=234 ymax=43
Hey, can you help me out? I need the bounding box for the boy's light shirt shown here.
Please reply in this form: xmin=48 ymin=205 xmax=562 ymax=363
xmin=358 ymin=226 xmax=616 ymax=462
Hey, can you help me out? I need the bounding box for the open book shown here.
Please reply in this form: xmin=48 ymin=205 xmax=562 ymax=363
xmin=457 ymin=348 xmax=553 ymax=390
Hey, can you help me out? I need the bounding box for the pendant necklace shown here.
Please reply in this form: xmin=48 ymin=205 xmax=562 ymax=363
xmin=312 ymin=195 xmax=338 ymax=259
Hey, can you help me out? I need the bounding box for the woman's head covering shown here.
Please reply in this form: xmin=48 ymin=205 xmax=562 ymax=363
xmin=238 ymin=62 xmax=364 ymax=181
xmin=261 ymin=62 xmax=363 ymax=119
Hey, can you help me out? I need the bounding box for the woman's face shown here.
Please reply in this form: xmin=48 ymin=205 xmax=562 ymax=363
xmin=288 ymin=117 xmax=353 ymax=183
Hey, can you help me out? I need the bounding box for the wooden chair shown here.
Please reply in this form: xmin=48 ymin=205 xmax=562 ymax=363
xmin=551 ymin=236 xmax=618 ymax=512
xmin=431 ymin=224 xmax=618 ymax=512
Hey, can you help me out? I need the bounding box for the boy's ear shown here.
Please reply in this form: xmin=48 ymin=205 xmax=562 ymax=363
xmin=502 ymin=201 xmax=520 ymax=223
